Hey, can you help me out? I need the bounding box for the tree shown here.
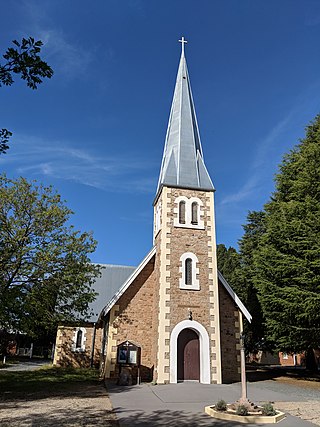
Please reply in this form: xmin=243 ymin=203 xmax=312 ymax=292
xmin=217 ymin=215 xmax=267 ymax=353
xmin=0 ymin=175 xmax=101 ymax=345
xmin=216 ymin=243 xmax=241 ymax=291
xmin=254 ymin=115 xmax=320 ymax=369
xmin=0 ymin=37 xmax=53 ymax=154
xmin=236 ymin=211 xmax=267 ymax=353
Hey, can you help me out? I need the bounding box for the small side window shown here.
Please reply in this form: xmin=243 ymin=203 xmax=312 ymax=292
xmin=72 ymin=327 xmax=86 ymax=352
xmin=76 ymin=330 xmax=83 ymax=349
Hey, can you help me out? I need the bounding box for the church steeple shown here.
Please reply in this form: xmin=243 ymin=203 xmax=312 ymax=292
xmin=156 ymin=37 xmax=214 ymax=197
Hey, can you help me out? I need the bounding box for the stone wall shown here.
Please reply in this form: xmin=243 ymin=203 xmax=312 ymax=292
xmin=53 ymin=325 xmax=103 ymax=368
xmin=106 ymin=256 xmax=157 ymax=382
xmin=218 ymin=282 xmax=241 ymax=383
xmin=153 ymin=186 xmax=221 ymax=383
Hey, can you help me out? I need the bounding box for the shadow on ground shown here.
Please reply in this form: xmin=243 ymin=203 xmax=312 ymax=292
xmin=112 ymin=407 xmax=267 ymax=427
xmin=0 ymin=405 xmax=118 ymax=427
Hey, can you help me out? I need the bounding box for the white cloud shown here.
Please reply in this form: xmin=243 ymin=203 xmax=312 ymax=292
xmin=19 ymin=0 xmax=95 ymax=79
xmin=39 ymin=29 xmax=94 ymax=78
xmin=220 ymin=110 xmax=296 ymax=207
xmin=2 ymin=133 xmax=156 ymax=194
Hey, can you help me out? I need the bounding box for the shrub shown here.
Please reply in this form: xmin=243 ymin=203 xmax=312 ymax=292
xmin=235 ymin=404 xmax=248 ymax=416
xmin=261 ymin=402 xmax=276 ymax=416
xmin=215 ymin=399 xmax=227 ymax=412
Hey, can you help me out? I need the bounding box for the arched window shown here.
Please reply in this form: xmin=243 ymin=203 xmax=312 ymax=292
xmin=185 ymin=258 xmax=192 ymax=285
xmin=174 ymin=196 xmax=204 ymax=229
xmin=179 ymin=201 xmax=186 ymax=224
xmin=76 ymin=329 xmax=83 ymax=349
xmin=191 ymin=202 xmax=198 ymax=225
xmin=72 ymin=327 xmax=86 ymax=352
xmin=179 ymin=252 xmax=200 ymax=290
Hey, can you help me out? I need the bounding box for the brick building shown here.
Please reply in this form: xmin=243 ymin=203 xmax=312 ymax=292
xmin=54 ymin=39 xmax=251 ymax=384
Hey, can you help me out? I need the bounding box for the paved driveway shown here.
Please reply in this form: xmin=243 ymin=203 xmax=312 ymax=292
xmin=1 ymin=360 xmax=50 ymax=372
xmin=107 ymin=381 xmax=319 ymax=426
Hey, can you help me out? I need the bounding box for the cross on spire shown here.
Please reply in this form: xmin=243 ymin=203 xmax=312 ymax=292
xmin=179 ymin=36 xmax=188 ymax=55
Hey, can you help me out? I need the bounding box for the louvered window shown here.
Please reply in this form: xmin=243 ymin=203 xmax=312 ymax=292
xmin=179 ymin=201 xmax=186 ymax=224
xmin=185 ymin=258 xmax=192 ymax=285
xmin=191 ymin=202 xmax=198 ymax=225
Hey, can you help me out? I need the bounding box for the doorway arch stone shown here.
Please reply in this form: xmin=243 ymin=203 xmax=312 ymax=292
xmin=169 ymin=320 xmax=210 ymax=384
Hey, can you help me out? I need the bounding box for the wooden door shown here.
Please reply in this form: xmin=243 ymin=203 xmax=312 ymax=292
xmin=177 ymin=328 xmax=200 ymax=381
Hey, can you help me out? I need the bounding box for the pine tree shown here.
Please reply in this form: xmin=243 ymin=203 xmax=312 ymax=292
xmin=254 ymin=115 xmax=320 ymax=368
xmin=216 ymin=243 xmax=241 ymax=291
xmin=237 ymin=211 xmax=267 ymax=353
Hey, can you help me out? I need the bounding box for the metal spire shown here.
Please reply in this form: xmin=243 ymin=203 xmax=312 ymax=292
xmin=156 ymin=39 xmax=214 ymax=197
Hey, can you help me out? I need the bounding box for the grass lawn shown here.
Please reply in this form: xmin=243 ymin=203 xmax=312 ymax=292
xmin=0 ymin=366 xmax=101 ymax=400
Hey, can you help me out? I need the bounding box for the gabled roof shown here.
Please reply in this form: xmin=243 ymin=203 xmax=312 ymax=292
xmin=101 ymin=246 xmax=156 ymax=318
xmin=88 ymin=264 xmax=136 ymax=322
xmin=100 ymin=245 xmax=251 ymax=323
xmin=156 ymin=44 xmax=214 ymax=198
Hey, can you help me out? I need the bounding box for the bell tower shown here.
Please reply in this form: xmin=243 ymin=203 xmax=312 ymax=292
xmin=153 ymin=38 xmax=222 ymax=384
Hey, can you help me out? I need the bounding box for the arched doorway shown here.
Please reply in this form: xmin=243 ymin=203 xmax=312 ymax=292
xmin=170 ymin=320 xmax=211 ymax=384
xmin=177 ymin=328 xmax=200 ymax=381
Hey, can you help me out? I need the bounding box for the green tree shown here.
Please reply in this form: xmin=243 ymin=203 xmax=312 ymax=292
xmin=236 ymin=211 xmax=267 ymax=353
xmin=0 ymin=175 xmax=101 ymax=345
xmin=217 ymin=215 xmax=267 ymax=353
xmin=0 ymin=37 xmax=53 ymax=154
xmin=254 ymin=115 xmax=320 ymax=369
xmin=216 ymin=243 xmax=241 ymax=291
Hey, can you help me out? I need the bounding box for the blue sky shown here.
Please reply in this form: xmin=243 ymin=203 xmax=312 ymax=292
xmin=1 ymin=0 xmax=320 ymax=266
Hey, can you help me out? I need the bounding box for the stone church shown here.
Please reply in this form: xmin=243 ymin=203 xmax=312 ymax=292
xmin=53 ymin=39 xmax=251 ymax=384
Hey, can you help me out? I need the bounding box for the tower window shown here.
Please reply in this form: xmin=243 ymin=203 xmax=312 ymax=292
xmin=185 ymin=258 xmax=192 ymax=285
xmin=179 ymin=201 xmax=186 ymax=224
xmin=179 ymin=252 xmax=200 ymax=291
xmin=174 ymin=196 xmax=204 ymax=229
xmin=191 ymin=202 xmax=198 ymax=225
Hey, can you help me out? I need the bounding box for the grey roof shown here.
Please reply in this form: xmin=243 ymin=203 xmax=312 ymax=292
xmin=102 ymin=246 xmax=156 ymax=317
xmin=88 ymin=264 xmax=136 ymax=322
xmin=156 ymin=48 xmax=214 ymax=196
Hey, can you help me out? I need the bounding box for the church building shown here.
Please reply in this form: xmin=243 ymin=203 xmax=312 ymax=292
xmin=53 ymin=39 xmax=251 ymax=384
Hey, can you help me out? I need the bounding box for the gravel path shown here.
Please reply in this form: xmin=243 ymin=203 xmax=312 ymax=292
xmin=0 ymin=384 xmax=118 ymax=427
xmin=252 ymin=377 xmax=320 ymax=426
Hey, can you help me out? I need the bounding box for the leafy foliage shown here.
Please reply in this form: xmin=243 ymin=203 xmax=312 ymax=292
xmin=0 ymin=37 xmax=53 ymax=154
xmin=215 ymin=399 xmax=227 ymax=412
xmin=235 ymin=404 xmax=248 ymax=416
xmin=0 ymin=175 xmax=101 ymax=344
xmin=253 ymin=115 xmax=320 ymax=360
xmin=0 ymin=129 xmax=12 ymax=154
xmin=261 ymin=402 xmax=276 ymax=416
xmin=0 ymin=37 xmax=53 ymax=89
